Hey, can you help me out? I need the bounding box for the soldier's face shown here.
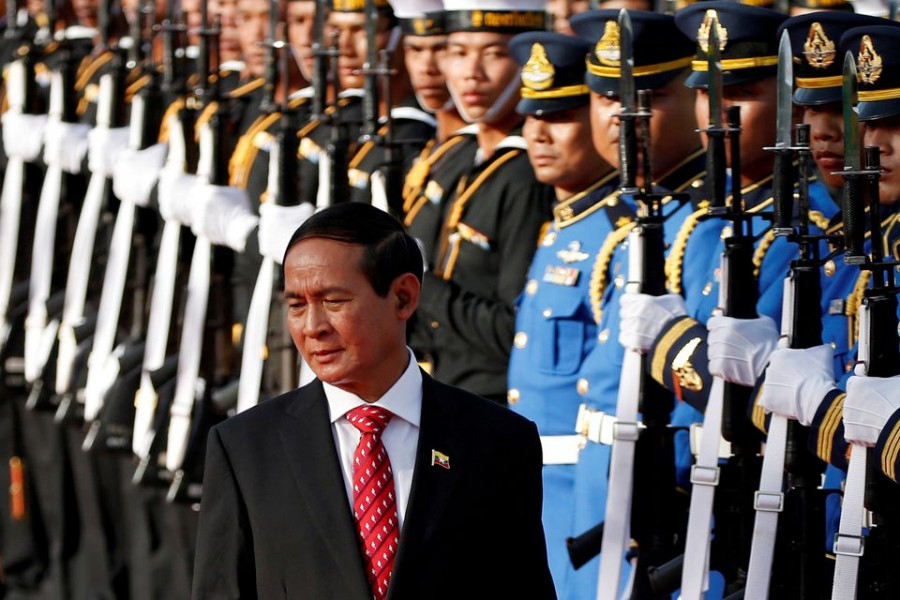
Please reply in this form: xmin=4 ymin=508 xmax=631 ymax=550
xmin=72 ymin=0 xmax=98 ymax=26
xmin=803 ymin=103 xmax=845 ymax=189
xmin=863 ymin=115 xmax=900 ymax=204
xmin=546 ymin=0 xmax=590 ymax=37
xmin=287 ymin=1 xmax=316 ymax=81
xmin=404 ymin=34 xmax=450 ymax=113
xmin=327 ymin=11 xmax=393 ymax=90
xmin=694 ymin=76 xmax=778 ymax=184
xmin=444 ymin=32 xmax=520 ymax=122
xmin=524 ymin=105 xmax=610 ymax=199
xmin=589 ymin=74 xmax=699 ymax=184
xmin=211 ymin=0 xmax=243 ymax=64
xmin=236 ymin=0 xmax=269 ymax=77
xmin=283 ymin=238 xmax=420 ymax=402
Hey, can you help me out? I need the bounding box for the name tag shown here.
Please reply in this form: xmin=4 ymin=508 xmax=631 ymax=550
xmin=543 ymin=265 xmax=580 ymax=286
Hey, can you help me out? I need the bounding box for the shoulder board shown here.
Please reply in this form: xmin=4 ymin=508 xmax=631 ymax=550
xmin=496 ymin=135 xmax=527 ymax=151
xmin=227 ymin=77 xmax=265 ymax=99
xmin=388 ymin=105 xmax=437 ymax=128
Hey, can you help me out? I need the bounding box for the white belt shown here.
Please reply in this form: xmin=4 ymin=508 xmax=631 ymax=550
xmin=540 ymin=435 xmax=583 ymax=465
xmin=689 ymin=422 xmax=733 ymax=460
xmin=576 ymin=403 xmax=645 ymax=447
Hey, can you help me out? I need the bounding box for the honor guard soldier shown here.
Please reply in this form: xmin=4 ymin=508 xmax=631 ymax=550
xmin=410 ymin=0 xmax=554 ymax=404
xmin=504 ymin=30 xmax=617 ymax=599
xmin=563 ymin=9 xmax=705 ymax=598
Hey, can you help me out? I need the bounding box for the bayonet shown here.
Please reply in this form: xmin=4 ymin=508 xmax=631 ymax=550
xmin=772 ymin=29 xmax=795 ymax=233
xmin=706 ymin=12 xmax=726 ymax=213
xmin=840 ymin=51 xmax=865 ymax=263
xmin=617 ymin=9 xmax=638 ymax=195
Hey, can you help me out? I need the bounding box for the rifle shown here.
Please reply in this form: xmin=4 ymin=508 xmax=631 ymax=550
xmin=165 ymin=4 xmax=234 ymax=503
xmin=236 ymin=7 xmax=301 ymax=413
xmin=592 ymin=11 xmax=683 ymax=598
xmin=82 ymin=0 xmax=167 ymax=452
xmin=54 ymin=0 xmax=134 ymax=425
xmin=678 ymin=16 xmax=764 ymax=598
xmin=740 ymin=31 xmax=834 ymax=599
xmin=320 ymin=25 xmax=350 ymax=207
xmin=830 ymin=50 xmax=900 ymax=600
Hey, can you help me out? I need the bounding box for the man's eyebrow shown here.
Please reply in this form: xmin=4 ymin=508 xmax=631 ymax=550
xmin=283 ymin=286 xmax=353 ymax=299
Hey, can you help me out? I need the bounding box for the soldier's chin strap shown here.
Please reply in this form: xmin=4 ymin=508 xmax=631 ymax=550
xmin=447 ymin=69 xmax=521 ymax=125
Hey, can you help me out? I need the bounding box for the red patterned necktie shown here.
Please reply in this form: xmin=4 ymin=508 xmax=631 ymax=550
xmin=346 ymin=405 xmax=400 ymax=600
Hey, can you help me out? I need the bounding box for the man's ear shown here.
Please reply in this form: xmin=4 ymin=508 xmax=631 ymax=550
xmin=392 ymin=273 xmax=421 ymax=319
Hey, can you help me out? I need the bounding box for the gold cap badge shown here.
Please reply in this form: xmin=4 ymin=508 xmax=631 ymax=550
xmin=857 ymin=34 xmax=882 ymax=85
xmin=522 ymin=43 xmax=554 ymax=91
xmin=595 ymin=21 xmax=620 ymax=66
xmin=803 ymin=23 xmax=835 ymax=70
xmin=698 ymin=9 xmax=728 ymax=55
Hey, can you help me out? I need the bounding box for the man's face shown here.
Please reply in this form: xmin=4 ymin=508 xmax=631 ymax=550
xmin=283 ymin=238 xmax=418 ymax=400
xmin=327 ymin=11 xmax=391 ymax=90
xmin=863 ymin=115 xmax=900 ymax=204
xmin=404 ymin=34 xmax=449 ymax=112
xmin=546 ymin=0 xmax=590 ymax=37
xmin=803 ymin=102 xmax=845 ymax=189
xmin=694 ymin=76 xmax=778 ymax=183
xmin=72 ymin=0 xmax=98 ymax=26
xmin=590 ymin=74 xmax=699 ymax=181
xmin=211 ymin=0 xmax=243 ymax=64
xmin=287 ymin=0 xmax=316 ymax=81
xmin=444 ymin=31 xmax=519 ymax=122
xmin=236 ymin=0 xmax=269 ymax=77
xmin=182 ymin=0 xmax=202 ymax=46
xmin=524 ymin=105 xmax=609 ymax=199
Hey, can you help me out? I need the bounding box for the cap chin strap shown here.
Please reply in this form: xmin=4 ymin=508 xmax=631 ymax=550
xmin=448 ymin=69 xmax=521 ymax=125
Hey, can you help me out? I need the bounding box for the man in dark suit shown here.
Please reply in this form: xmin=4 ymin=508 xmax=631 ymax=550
xmin=191 ymin=202 xmax=557 ymax=599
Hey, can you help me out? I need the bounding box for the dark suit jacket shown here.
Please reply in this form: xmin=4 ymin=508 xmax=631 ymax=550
xmin=191 ymin=372 xmax=557 ymax=599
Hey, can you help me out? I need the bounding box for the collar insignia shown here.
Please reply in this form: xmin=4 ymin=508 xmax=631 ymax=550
xmin=857 ymin=34 xmax=882 ymax=84
xmin=698 ymin=9 xmax=728 ymax=55
xmin=595 ymin=21 xmax=620 ymax=66
xmin=522 ymin=43 xmax=554 ymax=91
xmin=557 ymin=241 xmax=590 ymax=264
xmin=803 ymin=22 xmax=835 ymax=69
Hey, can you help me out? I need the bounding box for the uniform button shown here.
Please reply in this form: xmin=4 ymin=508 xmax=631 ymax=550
xmin=702 ymin=282 xmax=714 ymax=296
xmin=507 ymin=389 xmax=520 ymax=404
xmin=615 ymin=275 xmax=625 ymax=288
xmin=526 ymin=279 xmax=539 ymax=296
xmin=514 ymin=332 xmax=528 ymax=348
xmin=824 ymin=260 xmax=836 ymax=277
xmin=720 ymin=226 xmax=733 ymax=239
xmin=543 ymin=308 xmax=553 ymax=318
xmin=598 ymin=329 xmax=610 ymax=344
xmin=577 ymin=378 xmax=590 ymax=396
xmin=430 ymin=320 xmax=440 ymax=329
xmin=830 ymin=341 xmax=837 ymax=349
xmin=692 ymin=179 xmax=704 ymax=189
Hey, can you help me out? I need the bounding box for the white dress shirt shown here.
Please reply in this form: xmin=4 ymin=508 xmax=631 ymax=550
xmin=324 ymin=348 xmax=422 ymax=529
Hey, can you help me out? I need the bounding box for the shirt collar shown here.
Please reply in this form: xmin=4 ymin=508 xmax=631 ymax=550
xmin=324 ymin=348 xmax=423 ymax=427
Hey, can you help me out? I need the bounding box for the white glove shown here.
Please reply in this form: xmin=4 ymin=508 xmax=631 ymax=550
xmin=112 ymin=143 xmax=168 ymax=207
xmin=843 ymin=374 xmax=900 ymax=447
xmin=190 ymin=183 xmax=259 ymax=252
xmin=2 ymin=112 xmax=48 ymax=161
xmin=157 ymin=168 xmax=201 ymax=225
xmin=758 ymin=344 xmax=836 ymax=426
xmin=42 ymin=119 xmax=91 ymax=173
xmin=87 ymin=126 xmax=130 ymax=176
xmin=618 ymin=293 xmax=688 ymax=352
xmin=257 ymin=202 xmax=314 ymax=263
xmin=707 ymin=315 xmax=779 ymax=386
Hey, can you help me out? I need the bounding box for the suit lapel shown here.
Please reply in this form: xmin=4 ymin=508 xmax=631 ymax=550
xmin=391 ymin=374 xmax=465 ymax=587
xmin=276 ymin=382 xmax=370 ymax=597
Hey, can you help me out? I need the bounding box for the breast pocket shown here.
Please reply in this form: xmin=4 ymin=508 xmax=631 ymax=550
xmin=533 ymin=293 xmax=591 ymax=376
